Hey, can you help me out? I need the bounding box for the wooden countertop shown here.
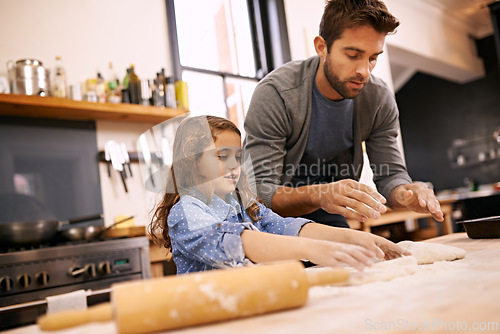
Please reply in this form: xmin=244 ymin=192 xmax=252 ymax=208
xmin=167 ymin=233 xmax=500 ymax=334
xmin=4 ymin=233 xmax=499 ymax=334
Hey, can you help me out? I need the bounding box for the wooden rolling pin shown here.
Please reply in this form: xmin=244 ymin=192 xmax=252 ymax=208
xmin=38 ymin=261 xmax=349 ymax=333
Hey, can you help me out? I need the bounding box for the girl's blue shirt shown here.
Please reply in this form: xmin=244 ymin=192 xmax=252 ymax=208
xmin=167 ymin=194 xmax=311 ymax=274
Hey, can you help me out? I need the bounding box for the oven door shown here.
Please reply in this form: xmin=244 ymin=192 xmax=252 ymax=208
xmin=0 ymin=275 xmax=141 ymax=330
xmin=0 ymin=237 xmax=151 ymax=330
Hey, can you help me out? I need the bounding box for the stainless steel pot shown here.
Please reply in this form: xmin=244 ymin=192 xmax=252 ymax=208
xmin=7 ymin=59 xmax=50 ymax=96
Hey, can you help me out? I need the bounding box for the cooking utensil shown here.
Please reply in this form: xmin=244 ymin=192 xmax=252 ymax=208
xmin=38 ymin=262 xmax=349 ymax=333
xmin=103 ymin=226 xmax=145 ymax=239
xmin=59 ymin=215 xmax=135 ymax=242
xmin=106 ymin=140 xmax=128 ymax=192
xmin=0 ymin=219 xmax=59 ymax=245
xmin=57 ymin=220 xmax=104 ymax=242
xmin=7 ymin=59 xmax=50 ymax=96
xmin=102 ymin=216 xmax=143 ymax=239
xmin=0 ymin=214 xmax=103 ymax=245
xmin=120 ymin=142 xmax=133 ymax=177
xmin=457 ymin=215 xmax=500 ymax=239
xmin=138 ymin=133 xmax=155 ymax=189
xmin=104 ymin=142 xmax=112 ymax=177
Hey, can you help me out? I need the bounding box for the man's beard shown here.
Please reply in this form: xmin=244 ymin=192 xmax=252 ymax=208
xmin=323 ymin=57 xmax=368 ymax=100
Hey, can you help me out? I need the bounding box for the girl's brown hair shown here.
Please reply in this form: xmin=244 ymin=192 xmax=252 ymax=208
xmin=149 ymin=115 xmax=260 ymax=251
xmin=319 ymin=0 xmax=400 ymax=52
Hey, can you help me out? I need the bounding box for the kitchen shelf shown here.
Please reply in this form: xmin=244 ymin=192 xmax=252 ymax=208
xmin=0 ymin=93 xmax=187 ymax=123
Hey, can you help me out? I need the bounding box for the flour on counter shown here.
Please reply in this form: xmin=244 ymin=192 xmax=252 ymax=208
xmin=306 ymin=256 xmax=418 ymax=289
xmin=308 ymin=255 xmax=467 ymax=300
xmin=307 ymin=248 xmax=468 ymax=290
xmin=345 ymin=255 xmax=419 ymax=286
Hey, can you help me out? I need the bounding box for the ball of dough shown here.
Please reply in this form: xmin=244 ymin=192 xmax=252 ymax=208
xmin=396 ymin=241 xmax=465 ymax=265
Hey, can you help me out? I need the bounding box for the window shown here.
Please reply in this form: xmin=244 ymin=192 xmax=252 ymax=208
xmin=166 ymin=0 xmax=290 ymax=131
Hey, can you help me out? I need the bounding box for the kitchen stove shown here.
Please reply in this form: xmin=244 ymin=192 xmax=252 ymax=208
xmin=0 ymin=236 xmax=151 ymax=330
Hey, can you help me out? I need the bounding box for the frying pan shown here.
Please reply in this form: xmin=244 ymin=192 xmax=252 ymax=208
xmin=0 ymin=214 xmax=103 ymax=246
xmin=57 ymin=215 xmax=135 ymax=242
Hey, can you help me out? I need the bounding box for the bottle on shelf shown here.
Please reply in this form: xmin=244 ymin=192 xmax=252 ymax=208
xmin=107 ymin=79 xmax=121 ymax=104
xmin=84 ymin=78 xmax=97 ymax=103
xmin=160 ymin=68 xmax=168 ymax=106
xmin=128 ymin=64 xmax=140 ymax=104
xmin=106 ymin=62 xmax=120 ymax=101
xmin=96 ymin=72 xmax=106 ymax=103
xmin=122 ymin=68 xmax=131 ymax=104
xmin=174 ymin=80 xmax=189 ymax=110
xmin=52 ymin=56 xmax=67 ymax=98
xmin=154 ymin=72 xmax=165 ymax=107
xmin=139 ymin=79 xmax=151 ymax=106
xmin=165 ymin=76 xmax=177 ymax=109
xmin=122 ymin=68 xmax=130 ymax=90
xmin=149 ymin=77 xmax=157 ymax=106
xmin=107 ymin=63 xmax=118 ymax=88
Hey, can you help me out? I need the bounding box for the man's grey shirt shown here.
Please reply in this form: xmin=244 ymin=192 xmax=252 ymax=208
xmin=243 ymin=56 xmax=412 ymax=209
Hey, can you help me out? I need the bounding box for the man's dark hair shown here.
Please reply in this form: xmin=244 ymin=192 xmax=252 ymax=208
xmin=319 ymin=0 xmax=400 ymax=51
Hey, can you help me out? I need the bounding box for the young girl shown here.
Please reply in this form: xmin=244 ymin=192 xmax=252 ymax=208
xmin=150 ymin=115 xmax=408 ymax=274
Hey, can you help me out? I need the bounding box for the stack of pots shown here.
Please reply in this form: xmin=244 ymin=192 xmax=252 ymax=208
xmin=7 ymin=59 xmax=50 ymax=96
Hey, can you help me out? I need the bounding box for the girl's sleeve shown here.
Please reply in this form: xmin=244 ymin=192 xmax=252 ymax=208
xmin=257 ymin=203 xmax=311 ymax=236
xmin=168 ymin=200 xmax=254 ymax=269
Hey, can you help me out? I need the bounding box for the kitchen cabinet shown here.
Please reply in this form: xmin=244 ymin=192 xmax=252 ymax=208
xmin=149 ymin=240 xmax=175 ymax=277
xmin=0 ymin=93 xmax=186 ymax=123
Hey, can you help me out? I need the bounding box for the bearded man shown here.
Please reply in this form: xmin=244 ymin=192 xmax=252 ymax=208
xmin=243 ymin=0 xmax=443 ymax=229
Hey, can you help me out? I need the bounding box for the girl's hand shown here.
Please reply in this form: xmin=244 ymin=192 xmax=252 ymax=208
xmin=347 ymin=230 xmax=411 ymax=260
xmin=373 ymin=235 xmax=412 ymax=260
xmin=304 ymin=239 xmax=377 ymax=271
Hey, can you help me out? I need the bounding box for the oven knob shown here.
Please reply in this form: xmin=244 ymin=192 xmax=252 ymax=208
xmin=35 ymin=271 xmax=50 ymax=286
xmin=17 ymin=273 xmax=31 ymax=288
xmin=68 ymin=266 xmax=85 ymax=277
xmin=98 ymin=261 xmax=111 ymax=275
xmin=84 ymin=263 xmax=97 ymax=278
xmin=0 ymin=276 xmax=14 ymax=292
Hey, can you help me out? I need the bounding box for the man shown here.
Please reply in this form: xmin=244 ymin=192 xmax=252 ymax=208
xmin=244 ymin=0 xmax=443 ymax=228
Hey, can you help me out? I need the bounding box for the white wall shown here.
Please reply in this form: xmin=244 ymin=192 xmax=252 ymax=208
xmin=283 ymin=0 xmax=325 ymax=61
xmin=0 ymin=0 xmax=171 ymax=226
xmin=384 ymin=0 xmax=484 ymax=83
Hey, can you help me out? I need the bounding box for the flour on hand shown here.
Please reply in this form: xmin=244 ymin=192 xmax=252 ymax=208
xmin=396 ymin=240 xmax=466 ymax=265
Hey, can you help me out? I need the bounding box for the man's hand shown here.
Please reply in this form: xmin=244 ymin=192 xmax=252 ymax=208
xmin=390 ymin=182 xmax=444 ymax=221
xmin=314 ymin=179 xmax=387 ymax=223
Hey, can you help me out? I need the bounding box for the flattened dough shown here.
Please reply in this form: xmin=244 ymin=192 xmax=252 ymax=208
xmin=307 ymin=256 xmax=420 ymax=286
xmin=347 ymin=255 xmax=419 ymax=285
xmin=397 ymin=240 xmax=466 ymax=264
